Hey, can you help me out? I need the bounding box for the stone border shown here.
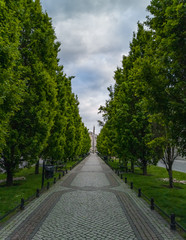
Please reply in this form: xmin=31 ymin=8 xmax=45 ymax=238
xmin=5 ymin=191 xmax=70 ymax=240
xmin=116 ymin=191 xmax=164 ymax=240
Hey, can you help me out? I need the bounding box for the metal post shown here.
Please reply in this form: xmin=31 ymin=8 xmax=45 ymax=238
xmin=170 ymin=214 xmax=176 ymax=230
xmin=151 ymin=198 xmax=154 ymax=210
xmin=125 ymin=177 xmax=127 ymax=183
xmin=59 ymin=174 xmax=61 ymax=179
xmin=36 ymin=189 xmax=40 ymax=198
xmin=54 ymin=177 xmax=56 ymax=184
xmin=20 ymin=198 xmax=25 ymax=210
xmin=120 ymin=174 xmax=123 ymax=179
xmin=138 ymin=188 xmax=141 ymax=197
xmin=47 ymin=182 xmax=50 ymax=190
xmin=130 ymin=182 xmax=133 ymax=189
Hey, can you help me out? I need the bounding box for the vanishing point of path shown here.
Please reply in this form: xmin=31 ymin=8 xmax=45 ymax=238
xmin=0 ymin=154 xmax=183 ymax=240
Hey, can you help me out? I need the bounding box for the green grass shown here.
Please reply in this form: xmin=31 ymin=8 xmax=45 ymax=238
xmin=0 ymin=159 xmax=80 ymax=221
xmin=108 ymin=160 xmax=186 ymax=235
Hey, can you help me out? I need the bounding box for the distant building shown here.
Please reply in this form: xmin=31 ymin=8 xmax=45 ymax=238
xmin=89 ymin=126 xmax=97 ymax=153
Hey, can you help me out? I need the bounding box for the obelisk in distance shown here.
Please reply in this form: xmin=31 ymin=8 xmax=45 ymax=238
xmin=93 ymin=126 xmax=95 ymax=153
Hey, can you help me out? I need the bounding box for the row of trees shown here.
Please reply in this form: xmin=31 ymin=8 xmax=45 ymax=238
xmin=97 ymin=0 xmax=185 ymax=188
xmin=0 ymin=0 xmax=91 ymax=186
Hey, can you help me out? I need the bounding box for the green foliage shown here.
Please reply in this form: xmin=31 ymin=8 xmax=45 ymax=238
xmin=0 ymin=159 xmax=81 ymax=218
xmin=0 ymin=0 xmax=90 ymax=185
xmin=98 ymin=24 xmax=159 ymax=175
xmin=97 ymin=0 xmax=185 ymax=183
xmin=0 ymin=0 xmax=59 ymax=185
xmin=43 ymin=67 xmax=67 ymax=162
xmin=0 ymin=0 xmax=25 ymax=153
xmin=146 ymin=0 xmax=186 ymax=153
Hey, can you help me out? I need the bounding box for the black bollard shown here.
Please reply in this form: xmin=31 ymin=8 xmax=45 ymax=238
xmin=170 ymin=214 xmax=176 ymax=230
xmin=138 ymin=188 xmax=141 ymax=197
xmin=59 ymin=174 xmax=61 ymax=179
xmin=54 ymin=177 xmax=56 ymax=184
xmin=20 ymin=198 xmax=25 ymax=210
xmin=151 ymin=198 xmax=154 ymax=210
xmin=47 ymin=182 xmax=50 ymax=190
xmin=130 ymin=182 xmax=133 ymax=189
xmin=36 ymin=189 xmax=40 ymax=198
xmin=125 ymin=177 xmax=127 ymax=183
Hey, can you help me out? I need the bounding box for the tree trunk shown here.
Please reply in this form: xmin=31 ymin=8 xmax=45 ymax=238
xmin=124 ymin=157 xmax=128 ymax=172
xmin=6 ymin=167 xmax=13 ymax=186
xmin=168 ymin=166 xmax=173 ymax=188
xmin=143 ymin=161 xmax=147 ymax=175
xmin=35 ymin=160 xmax=39 ymax=174
xmin=164 ymin=145 xmax=174 ymax=188
xmin=131 ymin=160 xmax=134 ymax=173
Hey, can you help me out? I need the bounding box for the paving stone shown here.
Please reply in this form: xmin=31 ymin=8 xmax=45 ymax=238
xmin=0 ymin=153 xmax=184 ymax=240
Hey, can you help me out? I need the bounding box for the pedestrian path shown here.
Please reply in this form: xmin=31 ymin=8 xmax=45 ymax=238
xmin=0 ymin=154 xmax=183 ymax=240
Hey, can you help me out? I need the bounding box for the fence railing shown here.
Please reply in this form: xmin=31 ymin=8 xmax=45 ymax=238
xmin=100 ymin=154 xmax=186 ymax=234
xmin=0 ymin=154 xmax=89 ymax=223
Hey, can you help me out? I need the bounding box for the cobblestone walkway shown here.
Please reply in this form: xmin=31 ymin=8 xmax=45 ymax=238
xmin=0 ymin=154 xmax=183 ymax=240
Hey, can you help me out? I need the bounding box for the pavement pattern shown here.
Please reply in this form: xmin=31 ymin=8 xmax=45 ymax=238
xmin=0 ymin=153 xmax=183 ymax=240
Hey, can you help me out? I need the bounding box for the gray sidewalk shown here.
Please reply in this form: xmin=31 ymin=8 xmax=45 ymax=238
xmin=0 ymin=154 xmax=183 ymax=240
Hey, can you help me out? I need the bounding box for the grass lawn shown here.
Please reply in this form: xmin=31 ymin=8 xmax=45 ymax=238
xmin=108 ymin=160 xmax=186 ymax=235
xmin=0 ymin=159 xmax=80 ymax=221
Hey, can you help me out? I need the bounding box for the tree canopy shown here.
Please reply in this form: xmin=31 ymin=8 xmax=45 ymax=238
xmin=0 ymin=0 xmax=90 ymax=185
xmin=97 ymin=0 xmax=185 ymax=187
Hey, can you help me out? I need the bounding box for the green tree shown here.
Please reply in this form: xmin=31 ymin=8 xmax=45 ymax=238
xmin=63 ymin=77 xmax=76 ymax=161
xmin=41 ymin=66 xmax=67 ymax=167
xmin=81 ymin=124 xmax=91 ymax=155
xmin=98 ymin=23 xmax=161 ymax=175
xmin=1 ymin=0 xmax=59 ymax=185
xmin=0 ymin=0 xmax=25 ymax=153
xmin=140 ymin=0 xmax=186 ymax=187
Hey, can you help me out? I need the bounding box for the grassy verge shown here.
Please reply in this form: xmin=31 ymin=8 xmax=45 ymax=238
xmin=0 ymin=159 xmax=80 ymax=221
xmin=107 ymin=159 xmax=186 ymax=236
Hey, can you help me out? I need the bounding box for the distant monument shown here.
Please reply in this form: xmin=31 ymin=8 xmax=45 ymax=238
xmin=89 ymin=126 xmax=97 ymax=153
xmin=93 ymin=126 xmax=95 ymax=153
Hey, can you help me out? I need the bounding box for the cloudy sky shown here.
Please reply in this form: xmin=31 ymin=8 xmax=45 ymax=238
xmin=40 ymin=0 xmax=151 ymax=134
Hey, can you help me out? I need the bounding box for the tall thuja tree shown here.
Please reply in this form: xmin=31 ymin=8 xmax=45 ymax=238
xmin=98 ymin=85 xmax=118 ymax=158
xmin=97 ymin=23 xmax=158 ymax=175
xmin=124 ymin=24 xmax=160 ymax=174
xmin=113 ymin=59 xmax=136 ymax=169
xmin=97 ymin=123 xmax=111 ymax=157
xmin=66 ymin=94 xmax=91 ymax=159
xmin=1 ymin=0 xmax=59 ymax=185
xmin=139 ymin=0 xmax=186 ymax=187
xmin=41 ymin=66 xmax=67 ymax=166
xmin=113 ymin=65 xmax=148 ymax=174
xmin=81 ymin=123 xmax=91 ymax=155
xmin=65 ymin=90 xmax=90 ymax=159
xmin=63 ymin=77 xmax=76 ymax=161
xmin=0 ymin=0 xmax=25 ymax=153
xmin=73 ymin=96 xmax=83 ymax=158
xmin=146 ymin=0 xmax=185 ymax=146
